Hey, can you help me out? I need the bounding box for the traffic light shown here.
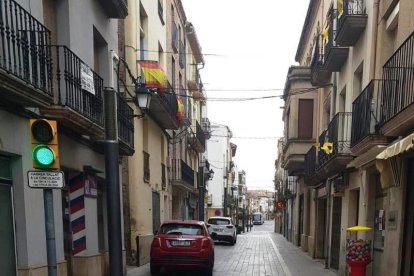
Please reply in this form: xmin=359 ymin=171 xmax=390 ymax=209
xmin=30 ymin=119 xmax=60 ymax=169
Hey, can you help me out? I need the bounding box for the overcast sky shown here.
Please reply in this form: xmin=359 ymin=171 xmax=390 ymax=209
xmin=181 ymin=0 xmax=310 ymax=191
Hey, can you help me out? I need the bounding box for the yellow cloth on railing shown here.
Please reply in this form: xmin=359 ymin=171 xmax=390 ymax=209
xmin=176 ymin=96 xmax=185 ymax=122
xmin=338 ymin=0 xmax=344 ymax=18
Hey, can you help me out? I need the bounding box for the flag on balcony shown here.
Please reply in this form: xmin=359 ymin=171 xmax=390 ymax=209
xmin=176 ymin=96 xmax=185 ymax=122
xmin=322 ymin=22 xmax=330 ymax=45
xmin=138 ymin=60 xmax=167 ymax=89
xmin=338 ymin=0 xmax=344 ymax=18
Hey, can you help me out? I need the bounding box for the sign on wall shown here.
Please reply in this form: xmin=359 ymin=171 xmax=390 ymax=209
xmin=28 ymin=171 xmax=64 ymax=189
xmin=84 ymin=174 xmax=98 ymax=198
xmin=81 ymin=62 xmax=95 ymax=95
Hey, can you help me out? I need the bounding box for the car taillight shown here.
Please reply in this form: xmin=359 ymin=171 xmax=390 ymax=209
xmin=201 ymin=238 xmax=210 ymax=249
xmin=226 ymin=225 xmax=234 ymax=229
xmin=152 ymin=238 xmax=161 ymax=248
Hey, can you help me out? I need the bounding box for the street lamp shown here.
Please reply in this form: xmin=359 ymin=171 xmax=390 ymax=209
xmin=135 ymin=85 xmax=151 ymax=110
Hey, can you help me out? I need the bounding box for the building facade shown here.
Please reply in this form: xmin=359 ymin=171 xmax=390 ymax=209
xmin=280 ymin=0 xmax=414 ymax=275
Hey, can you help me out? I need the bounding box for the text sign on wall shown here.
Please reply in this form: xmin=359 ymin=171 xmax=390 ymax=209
xmin=28 ymin=171 xmax=65 ymax=189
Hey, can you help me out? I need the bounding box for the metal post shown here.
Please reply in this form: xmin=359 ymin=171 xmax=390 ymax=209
xmin=44 ymin=189 xmax=57 ymax=276
xmin=104 ymin=88 xmax=123 ymax=276
xmin=198 ymin=166 xmax=205 ymax=221
xmin=242 ymin=204 xmax=245 ymax=233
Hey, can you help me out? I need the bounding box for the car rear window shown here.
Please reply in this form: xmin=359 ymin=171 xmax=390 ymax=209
xmin=159 ymin=224 xmax=203 ymax=235
xmin=208 ymin=218 xmax=230 ymax=225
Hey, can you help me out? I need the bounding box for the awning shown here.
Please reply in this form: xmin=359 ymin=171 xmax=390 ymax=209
xmin=375 ymin=133 xmax=414 ymax=188
xmin=376 ymin=132 xmax=414 ymax=160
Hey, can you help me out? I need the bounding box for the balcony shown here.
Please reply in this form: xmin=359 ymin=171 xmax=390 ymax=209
xmin=99 ymin=0 xmax=128 ymax=19
xmin=41 ymin=46 xmax=104 ymax=138
xmin=351 ymin=80 xmax=387 ymax=156
xmin=0 ymin=0 xmax=53 ymax=108
xmin=201 ymin=118 xmax=211 ymax=139
xmin=304 ymin=146 xmax=322 ymax=186
xmin=187 ymin=70 xmax=205 ymax=101
xmin=378 ymin=30 xmax=414 ymax=137
xmin=318 ymin=112 xmax=353 ymax=176
xmin=336 ymin=0 xmax=368 ymax=46
xmin=189 ymin=120 xmax=206 ymax=153
xmin=170 ymin=159 xmax=195 ymax=191
xmin=310 ymin=39 xmax=330 ymax=86
xmin=324 ymin=13 xmax=349 ymax=72
xmin=283 ymin=137 xmax=315 ymax=175
xmin=117 ymin=94 xmax=134 ymax=156
xmin=139 ymin=63 xmax=179 ymax=130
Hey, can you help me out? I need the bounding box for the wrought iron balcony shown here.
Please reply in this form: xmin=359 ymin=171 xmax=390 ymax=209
xmin=0 ymin=0 xmax=53 ymax=107
xmin=336 ymin=0 xmax=367 ymax=46
xmin=42 ymin=45 xmax=104 ymax=138
xmin=201 ymin=118 xmax=211 ymax=139
xmin=99 ymin=0 xmax=128 ymax=19
xmin=378 ymin=30 xmax=414 ymax=136
xmin=351 ymin=80 xmax=387 ymax=155
xmin=310 ymin=38 xmax=330 ymax=86
xmin=117 ymin=94 xmax=134 ymax=156
xmin=324 ymin=9 xmax=349 ymax=72
xmin=189 ymin=120 xmax=206 ymax=153
xmin=318 ymin=112 xmax=353 ymax=172
xmin=304 ymin=146 xmax=318 ymax=185
xmin=141 ymin=70 xmax=179 ymax=130
xmin=170 ymin=159 xmax=195 ymax=190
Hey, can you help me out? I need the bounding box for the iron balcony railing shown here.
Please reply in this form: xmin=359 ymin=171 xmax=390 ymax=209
xmin=324 ymin=9 xmax=336 ymax=62
xmin=0 ymin=0 xmax=52 ymax=95
xmin=351 ymin=80 xmax=380 ymax=147
xmin=338 ymin=0 xmax=365 ymax=31
xmin=160 ymin=82 xmax=178 ymax=120
xmin=318 ymin=112 xmax=352 ymax=167
xmin=304 ymin=146 xmax=317 ymax=179
xmin=53 ymin=45 xmax=104 ymax=127
xmin=195 ymin=120 xmax=206 ymax=149
xmin=170 ymin=159 xmax=194 ymax=188
xmin=117 ymin=94 xmax=134 ymax=148
xmin=378 ymin=30 xmax=414 ymax=127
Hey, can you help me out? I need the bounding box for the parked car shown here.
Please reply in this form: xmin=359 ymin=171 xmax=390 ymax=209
xmin=150 ymin=220 xmax=214 ymax=275
xmin=207 ymin=216 xmax=237 ymax=245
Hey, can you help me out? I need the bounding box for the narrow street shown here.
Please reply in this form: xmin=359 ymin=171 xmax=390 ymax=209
xmin=127 ymin=221 xmax=336 ymax=276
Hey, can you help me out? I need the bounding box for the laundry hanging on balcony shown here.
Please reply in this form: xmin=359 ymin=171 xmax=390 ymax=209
xmin=338 ymin=0 xmax=343 ymax=18
xmin=138 ymin=60 xmax=167 ymax=90
xmin=176 ymin=96 xmax=185 ymax=122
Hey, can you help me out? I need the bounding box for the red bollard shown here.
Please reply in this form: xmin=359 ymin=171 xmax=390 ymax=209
xmin=346 ymin=260 xmax=367 ymax=276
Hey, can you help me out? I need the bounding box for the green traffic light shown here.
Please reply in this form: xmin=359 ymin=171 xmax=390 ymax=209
xmin=32 ymin=145 xmax=55 ymax=166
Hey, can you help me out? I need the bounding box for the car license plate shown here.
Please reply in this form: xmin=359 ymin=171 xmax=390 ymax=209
xmin=170 ymin=240 xmax=191 ymax=246
xmin=213 ymin=228 xmax=223 ymax=232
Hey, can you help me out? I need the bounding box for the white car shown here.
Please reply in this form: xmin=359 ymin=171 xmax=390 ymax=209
xmin=207 ymin=216 xmax=237 ymax=245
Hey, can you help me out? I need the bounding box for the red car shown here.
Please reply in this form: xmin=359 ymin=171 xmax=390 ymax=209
xmin=150 ymin=220 xmax=215 ymax=275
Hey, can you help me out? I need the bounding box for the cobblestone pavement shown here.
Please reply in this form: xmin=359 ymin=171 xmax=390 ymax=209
xmin=127 ymin=221 xmax=337 ymax=276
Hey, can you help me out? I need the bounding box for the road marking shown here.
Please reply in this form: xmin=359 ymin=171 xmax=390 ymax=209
xmin=268 ymin=233 xmax=292 ymax=276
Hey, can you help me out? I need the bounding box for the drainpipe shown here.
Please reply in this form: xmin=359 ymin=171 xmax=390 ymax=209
xmin=370 ymin=0 xmax=380 ymax=80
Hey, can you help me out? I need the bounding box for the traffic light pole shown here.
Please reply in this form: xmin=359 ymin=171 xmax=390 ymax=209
xmin=44 ymin=189 xmax=57 ymax=276
xmin=104 ymin=88 xmax=123 ymax=276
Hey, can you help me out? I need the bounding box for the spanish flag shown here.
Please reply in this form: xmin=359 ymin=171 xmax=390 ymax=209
xmin=138 ymin=60 xmax=167 ymax=89
xmin=176 ymin=96 xmax=185 ymax=122
xmin=338 ymin=0 xmax=343 ymax=18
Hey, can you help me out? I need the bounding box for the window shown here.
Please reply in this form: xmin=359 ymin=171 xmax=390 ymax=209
xmin=144 ymin=151 xmax=150 ymax=182
xmin=161 ymin=163 xmax=166 ymax=189
xmin=298 ymin=99 xmax=313 ymax=139
xmin=207 ymin=218 xmax=230 ymax=225
xmin=160 ymin=223 xmax=203 ymax=235
xmin=158 ymin=0 xmax=164 ymax=25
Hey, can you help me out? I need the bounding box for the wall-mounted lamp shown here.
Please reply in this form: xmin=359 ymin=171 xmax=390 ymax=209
xmin=130 ymin=85 xmax=151 ymax=119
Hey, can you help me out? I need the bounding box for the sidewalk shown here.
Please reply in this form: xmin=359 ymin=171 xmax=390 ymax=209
xmin=268 ymin=232 xmax=337 ymax=276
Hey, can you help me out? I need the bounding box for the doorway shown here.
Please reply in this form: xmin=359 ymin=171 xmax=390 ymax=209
xmin=330 ymin=197 xmax=342 ymax=270
xmin=372 ymin=174 xmax=385 ymax=276
xmin=152 ymin=192 xmax=161 ymax=233
xmin=401 ymin=159 xmax=414 ymax=275
xmin=316 ymin=198 xmax=327 ymax=258
xmin=0 ymin=156 xmax=16 ymax=276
